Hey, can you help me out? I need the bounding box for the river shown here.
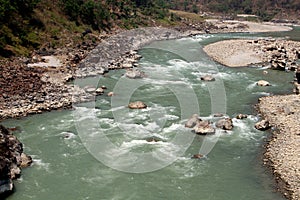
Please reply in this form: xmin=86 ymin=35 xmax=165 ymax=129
xmin=3 ymin=27 xmax=299 ymax=200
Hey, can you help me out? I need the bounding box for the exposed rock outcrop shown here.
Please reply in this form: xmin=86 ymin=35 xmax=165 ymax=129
xmin=0 ymin=125 xmax=32 ymax=198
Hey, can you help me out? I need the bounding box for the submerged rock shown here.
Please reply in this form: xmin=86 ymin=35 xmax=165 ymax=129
xmin=201 ymin=75 xmax=215 ymax=81
xmin=125 ymin=69 xmax=145 ymax=79
xmin=255 ymin=119 xmax=271 ymax=131
xmin=216 ymin=118 xmax=234 ymax=130
xmin=128 ymin=101 xmax=147 ymax=109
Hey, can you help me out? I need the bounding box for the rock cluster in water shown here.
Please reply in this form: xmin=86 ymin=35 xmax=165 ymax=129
xmin=0 ymin=125 xmax=32 ymax=197
xmin=185 ymin=114 xmax=235 ymax=135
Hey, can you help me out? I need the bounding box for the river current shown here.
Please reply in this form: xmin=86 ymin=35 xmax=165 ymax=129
xmin=3 ymin=27 xmax=300 ymax=200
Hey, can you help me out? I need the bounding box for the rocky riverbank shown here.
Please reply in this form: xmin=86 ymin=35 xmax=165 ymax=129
xmin=203 ymin=38 xmax=300 ymax=68
xmin=0 ymin=20 xmax=295 ymax=121
xmin=258 ymin=95 xmax=300 ymax=200
xmin=0 ymin=125 xmax=32 ymax=197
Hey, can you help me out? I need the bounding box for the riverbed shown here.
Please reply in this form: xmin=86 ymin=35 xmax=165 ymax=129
xmin=3 ymin=29 xmax=299 ymax=200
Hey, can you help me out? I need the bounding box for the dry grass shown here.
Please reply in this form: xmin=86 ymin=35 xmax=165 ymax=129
xmin=169 ymin=9 xmax=204 ymax=22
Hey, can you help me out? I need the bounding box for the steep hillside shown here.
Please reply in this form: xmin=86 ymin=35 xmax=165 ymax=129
xmin=167 ymin=0 xmax=300 ymax=21
xmin=0 ymin=0 xmax=173 ymax=57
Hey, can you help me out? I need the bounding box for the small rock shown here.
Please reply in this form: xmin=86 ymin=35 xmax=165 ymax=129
xmin=107 ymin=92 xmax=115 ymax=97
xmin=257 ymin=80 xmax=271 ymax=86
xmin=201 ymin=75 xmax=215 ymax=81
xmin=192 ymin=154 xmax=204 ymax=159
xmin=128 ymin=101 xmax=147 ymax=109
xmin=125 ymin=69 xmax=145 ymax=79
xmin=255 ymin=119 xmax=271 ymax=131
xmin=236 ymin=114 xmax=248 ymax=119
xmin=213 ymin=113 xmax=224 ymax=117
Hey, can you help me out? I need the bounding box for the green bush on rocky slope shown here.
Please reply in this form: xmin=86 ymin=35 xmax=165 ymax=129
xmin=0 ymin=0 xmax=171 ymax=57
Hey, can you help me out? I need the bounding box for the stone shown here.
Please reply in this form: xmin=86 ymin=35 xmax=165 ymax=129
xmin=185 ymin=114 xmax=200 ymax=128
xmin=201 ymin=75 xmax=215 ymax=81
xmin=107 ymin=92 xmax=115 ymax=97
xmin=20 ymin=153 xmax=32 ymax=168
xmin=236 ymin=114 xmax=248 ymax=119
xmin=193 ymin=120 xmax=215 ymax=135
xmin=192 ymin=154 xmax=204 ymax=159
xmin=216 ymin=118 xmax=234 ymax=130
xmin=257 ymin=80 xmax=271 ymax=86
xmin=255 ymin=119 xmax=271 ymax=131
xmin=128 ymin=101 xmax=147 ymax=109
xmin=95 ymin=88 xmax=104 ymax=94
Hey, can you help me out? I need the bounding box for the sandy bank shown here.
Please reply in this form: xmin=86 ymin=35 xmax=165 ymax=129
xmin=206 ymin=19 xmax=293 ymax=33
xmin=258 ymin=95 xmax=300 ymax=200
xmin=203 ymin=39 xmax=300 ymax=67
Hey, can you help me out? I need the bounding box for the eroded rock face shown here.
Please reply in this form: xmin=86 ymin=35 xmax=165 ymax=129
xmin=255 ymin=119 xmax=271 ymax=131
xmin=0 ymin=125 xmax=32 ymax=197
xmin=128 ymin=101 xmax=147 ymax=109
xmin=216 ymin=118 xmax=234 ymax=130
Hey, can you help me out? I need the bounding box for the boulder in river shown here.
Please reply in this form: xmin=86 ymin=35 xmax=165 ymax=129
xmin=201 ymin=75 xmax=215 ymax=81
xmin=128 ymin=101 xmax=147 ymax=109
xmin=216 ymin=118 xmax=234 ymax=130
xmin=236 ymin=114 xmax=248 ymax=119
xmin=185 ymin=114 xmax=200 ymax=128
xmin=107 ymin=92 xmax=115 ymax=97
xmin=257 ymin=80 xmax=271 ymax=86
xmin=255 ymin=119 xmax=271 ymax=131
xmin=192 ymin=154 xmax=204 ymax=159
xmin=193 ymin=120 xmax=215 ymax=135
xmin=95 ymin=88 xmax=104 ymax=95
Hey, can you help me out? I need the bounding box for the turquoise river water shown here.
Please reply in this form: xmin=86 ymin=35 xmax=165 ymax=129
xmin=3 ymin=27 xmax=300 ymax=200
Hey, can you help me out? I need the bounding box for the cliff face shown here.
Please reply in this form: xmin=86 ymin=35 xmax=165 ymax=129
xmin=0 ymin=125 xmax=32 ymax=197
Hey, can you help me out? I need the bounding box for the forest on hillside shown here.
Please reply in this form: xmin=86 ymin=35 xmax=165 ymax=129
xmin=0 ymin=0 xmax=299 ymax=57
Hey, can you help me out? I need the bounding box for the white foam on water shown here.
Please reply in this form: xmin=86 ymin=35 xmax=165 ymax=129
xmin=253 ymin=92 xmax=271 ymax=96
xmin=231 ymin=117 xmax=265 ymax=141
xmin=59 ymin=131 xmax=77 ymax=140
xmin=31 ymin=157 xmax=51 ymax=172
xmin=247 ymin=82 xmax=257 ymax=90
